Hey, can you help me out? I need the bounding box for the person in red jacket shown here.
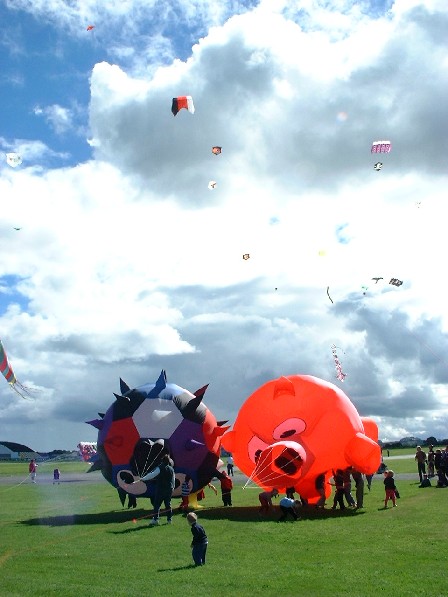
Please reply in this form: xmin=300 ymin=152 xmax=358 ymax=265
xmin=29 ymin=459 xmax=38 ymax=483
xmin=219 ymin=471 xmax=233 ymax=506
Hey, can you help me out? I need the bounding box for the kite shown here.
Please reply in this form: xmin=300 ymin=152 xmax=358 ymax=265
xmin=326 ymin=286 xmax=333 ymax=304
xmin=371 ymin=140 xmax=391 ymax=153
xmin=242 ymin=253 xmax=250 ymax=260
xmin=208 ymin=180 xmax=217 ymax=190
xmin=0 ymin=339 xmax=31 ymax=399
xmin=373 ymin=162 xmax=383 ymax=171
xmin=86 ymin=370 xmax=227 ymax=507
xmin=389 ymin=278 xmax=403 ymax=286
xmin=372 ymin=277 xmax=383 ymax=284
xmin=77 ymin=442 xmax=98 ymax=462
xmin=211 ymin=146 xmax=222 ymax=155
xmin=171 ymin=96 xmax=195 ymax=116
xmin=221 ymin=374 xmax=381 ymax=503
xmin=331 ymin=344 xmax=346 ymax=382
xmin=5 ymin=153 xmax=22 ymax=168
xmin=86 ymin=25 xmax=95 ymax=31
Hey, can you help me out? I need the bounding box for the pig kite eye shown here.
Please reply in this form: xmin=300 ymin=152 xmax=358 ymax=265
xmin=273 ymin=418 xmax=306 ymax=441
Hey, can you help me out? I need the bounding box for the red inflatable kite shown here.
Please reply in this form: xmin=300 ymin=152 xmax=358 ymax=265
xmin=171 ymin=96 xmax=195 ymax=116
xmin=222 ymin=375 xmax=381 ymax=503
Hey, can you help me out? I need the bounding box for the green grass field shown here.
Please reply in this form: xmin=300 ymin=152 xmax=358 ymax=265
xmin=0 ymin=452 xmax=445 ymax=597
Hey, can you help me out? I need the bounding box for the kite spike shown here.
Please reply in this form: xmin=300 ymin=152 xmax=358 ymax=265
xmin=273 ymin=376 xmax=295 ymax=400
xmin=86 ymin=418 xmax=104 ymax=430
xmin=113 ymin=393 xmax=129 ymax=403
xmin=217 ymin=420 xmax=229 ymax=426
xmin=154 ymin=370 xmax=167 ymax=392
xmin=119 ymin=378 xmax=131 ymax=395
xmin=194 ymin=384 xmax=209 ymax=398
xmin=98 ymin=412 xmax=105 ymax=418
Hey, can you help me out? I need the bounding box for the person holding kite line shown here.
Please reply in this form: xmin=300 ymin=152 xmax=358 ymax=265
xmin=139 ymin=454 xmax=175 ymax=525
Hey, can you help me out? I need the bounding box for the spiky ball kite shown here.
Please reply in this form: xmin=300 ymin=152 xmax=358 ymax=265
xmin=87 ymin=370 xmax=227 ymax=505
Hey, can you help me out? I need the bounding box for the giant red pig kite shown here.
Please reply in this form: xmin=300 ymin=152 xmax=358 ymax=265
xmin=221 ymin=374 xmax=381 ymax=504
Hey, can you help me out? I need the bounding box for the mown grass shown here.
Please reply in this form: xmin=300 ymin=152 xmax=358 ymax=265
xmin=0 ymin=455 xmax=445 ymax=597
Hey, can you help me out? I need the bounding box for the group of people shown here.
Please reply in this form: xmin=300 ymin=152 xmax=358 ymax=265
xmin=415 ymin=445 xmax=448 ymax=487
xmin=28 ymin=459 xmax=61 ymax=485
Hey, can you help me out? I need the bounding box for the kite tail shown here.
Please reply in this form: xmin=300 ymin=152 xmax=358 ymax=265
xmin=9 ymin=380 xmax=34 ymax=400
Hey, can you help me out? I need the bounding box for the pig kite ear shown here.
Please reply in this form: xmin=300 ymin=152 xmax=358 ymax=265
xmin=221 ymin=429 xmax=235 ymax=453
xmin=273 ymin=376 xmax=295 ymax=400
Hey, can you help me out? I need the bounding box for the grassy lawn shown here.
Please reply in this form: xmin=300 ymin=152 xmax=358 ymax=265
xmin=0 ymin=456 xmax=445 ymax=597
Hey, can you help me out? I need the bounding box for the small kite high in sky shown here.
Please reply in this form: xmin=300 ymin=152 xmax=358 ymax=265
xmin=0 ymin=339 xmax=31 ymax=399
xmin=331 ymin=344 xmax=346 ymax=382
xmin=374 ymin=162 xmax=383 ymax=171
xmin=242 ymin=253 xmax=250 ymax=260
xmin=211 ymin=146 xmax=222 ymax=155
xmin=326 ymin=286 xmax=334 ymax=304
xmin=389 ymin=278 xmax=403 ymax=286
xmin=371 ymin=140 xmax=391 ymax=153
xmin=372 ymin=277 xmax=383 ymax=283
xmin=171 ymin=96 xmax=195 ymax=116
xmin=5 ymin=153 xmax=22 ymax=168
xmin=86 ymin=25 xmax=95 ymax=31
xmin=208 ymin=180 xmax=217 ymax=190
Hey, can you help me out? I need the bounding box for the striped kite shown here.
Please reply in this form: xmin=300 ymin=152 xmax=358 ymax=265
xmin=0 ymin=339 xmax=31 ymax=398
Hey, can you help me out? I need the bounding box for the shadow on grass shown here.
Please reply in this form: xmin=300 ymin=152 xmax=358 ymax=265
xmin=20 ymin=505 xmax=366 ymax=528
xmin=157 ymin=564 xmax=197 ymax=572
xmin=188 ymin=505 xmax=365 ymax=522
xmin=20 ymin=509 xmax=152 ymax=527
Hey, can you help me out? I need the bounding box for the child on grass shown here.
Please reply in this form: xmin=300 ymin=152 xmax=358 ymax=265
xmin=384 ymin=470 xmax=397 ymax=507
xmin=187 ymin=512 xmax=208 ymax=566
xmin=53 ymin=468 xmax=60 ymax=485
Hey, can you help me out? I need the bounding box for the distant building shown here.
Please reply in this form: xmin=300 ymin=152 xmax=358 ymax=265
xmin=0 ymin=441 xmax=39 ymax=461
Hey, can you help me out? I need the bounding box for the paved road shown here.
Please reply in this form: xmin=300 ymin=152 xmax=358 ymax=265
xmin=0 ymin=470 xmax=106 ymax=485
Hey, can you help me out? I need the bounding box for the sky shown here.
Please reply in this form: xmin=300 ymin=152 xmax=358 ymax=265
xmin=0 ymin=0 xmax=447 ymax=452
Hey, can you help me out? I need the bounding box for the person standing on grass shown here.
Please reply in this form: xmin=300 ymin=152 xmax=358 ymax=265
xmin=53 ymin=468 xmax=61 ymax=485
xmin=415 ymin=446 xmax=427 ymax=483
xmin=365 ymin=473 xmax=373 ymax=491
xmin=187 ymin=512 xmax=208 ymax=566
xmin=138 ymin=453 xmax=175 ymax=525
xmin=314 ymin=474 xmax=326 ymax=509
xmin=427 ymin=446 xmax=435 ymax=477
xmin=278 ymin=497 xmax=301 ymax=521
xmin=227 ymin=455 xmax=234 ymax=476
xmin=330 ymin=469 xmax=346 ymax=510
xmin=342 ymin=467 xmax=356 ymax=507
xmin=350 ymin=468 xmax=365 ymax=509
xmin=384 ymin=470 xmax=397 ymax=507
xmin=180 ymin=475 xmax=191 ymax=512
xmin=218 ymin=471 xmax=233 ymax=506
xmin=29 ymin=459 xmax=38 ymax=483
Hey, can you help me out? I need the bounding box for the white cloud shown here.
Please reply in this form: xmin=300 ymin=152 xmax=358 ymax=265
xmin=1 ymin=0 xmax=448 ymax=450
xmin=33 ymin=104 xmax=74 ymax=134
